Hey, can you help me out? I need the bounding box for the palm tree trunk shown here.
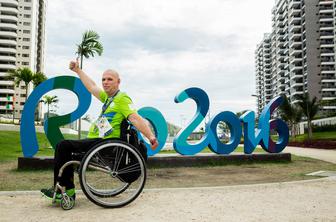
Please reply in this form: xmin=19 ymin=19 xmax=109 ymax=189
xmin=78 ymin=54 xmax=84 ymax=139
xmin=308 ymin=120 xmax=313 ymax=141
xmin=47 ymin=104 xmax=49 ymax=118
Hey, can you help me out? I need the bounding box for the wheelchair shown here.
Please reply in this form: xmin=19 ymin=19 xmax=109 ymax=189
xmin=53 ymin=121 xmax=148 ymax=210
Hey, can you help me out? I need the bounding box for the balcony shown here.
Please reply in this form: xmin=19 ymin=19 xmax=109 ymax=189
xmin=289 ymin=57 xmax=303 ymax=64
xmin=0 ymin=47 xmax=16 ymax=54
xmin=0 ymin=15 xmax=18 ymax=22
xmin=320 ymin=26 xmax=334 ymax=31
xmin=0 ymin=80 xmax=14 ymax=86
xmin=321 ymin=78 xmax=336 ymax=83
xmin=319 ymin=9 xmax=333 ymax=14
xmin=289 ymin=17 xmax=301 ymax=25
xmin=288 ymin=0 xmax=301 ymax=9
xmin=290 ymin=73 xmax=303 ymax=80
xmin=289 ymin=25 xmax=301 ymax=33
xmin=319 ymin=0 xmax=333 ymax=5
xmin=0 ymin=55 xmax=16 ymax=62
xmin=289 ymin=49 xmax=302 ymax=56
xmin=320 ymin=35 xmax=334 ymax=39
xmin=0 ymin=6 xmax=18 ymax=15
xmin=3 ymin=0 xmax=19 ymax=7
xmin=289 ymin=8 xmax=301 ymax=17
xmin=319 ymin=17 xmax=334 ymax=23
xmin=0 ymin=63 xmax=15 ymax=70
xmin=0 ymin=39 xmax=16 ymax=46
xmin=0 ymin=88 xmax=15 ymax=94
xmin=291 ymin=80 xmax=304 ymax=87
xmin=0 ymin=31 xmax=17 ymax=38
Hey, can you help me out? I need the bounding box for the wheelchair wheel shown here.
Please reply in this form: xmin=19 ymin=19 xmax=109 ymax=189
xmin=87 ymin=183 xmax=129 ymax=198
xmin=79 ymin=140 xmax=146 ymax=208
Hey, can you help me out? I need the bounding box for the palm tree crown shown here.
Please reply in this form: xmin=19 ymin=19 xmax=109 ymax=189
xmin=296 ymin=93 xmax=319 ymax=140
xmin=75 ymin=30 xmax=103 ymax=139
xmin=76 ymin=30 xmax=103 ymax=68
xmin=42 ymin=95 xmax=59 ymax=118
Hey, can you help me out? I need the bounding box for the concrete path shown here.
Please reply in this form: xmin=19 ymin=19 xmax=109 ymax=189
xmin=284 ymin=146 xmax=336 ymax=164
xmin=0 ymin=177 xmax=335 ymax=222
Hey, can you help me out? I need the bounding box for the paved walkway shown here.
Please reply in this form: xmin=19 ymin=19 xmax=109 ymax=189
xmin=284 ymin=146 xmax=336 ymax=164
xmin=0 ymin=177 xmax=335 ymax=222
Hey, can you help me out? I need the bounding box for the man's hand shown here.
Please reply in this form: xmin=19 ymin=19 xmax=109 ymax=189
xmin=69 ymin=59 xmax=80 ymax=73
xmin=149 ymin=137 xmax=158 ymax=150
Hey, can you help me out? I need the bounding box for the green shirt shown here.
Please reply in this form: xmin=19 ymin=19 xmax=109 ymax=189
xmin=87 ymin=91 xmax=137 ymax=139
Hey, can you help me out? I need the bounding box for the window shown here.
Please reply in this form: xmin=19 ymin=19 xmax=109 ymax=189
xmin=24 ymin=6 xmax=31 ymax=10
xmin=24 ymin=0 xmax=31 ymax=2
xmin=23 ymin=22 xmax=30 ymax=26
xmin=23 ymin=14 xmax=31 ymax=18
xmin=23 ymin=38 xmax=30 ymax=41
xmin=22 ymin=54 xmax=29 ymax=58
xmin=22 ymin=46 xmax=29 ymax=49
xmin=22 ymin=62 xmax=29 ymax=65
xmin=23 ymin=30 xmax=30 ymax=34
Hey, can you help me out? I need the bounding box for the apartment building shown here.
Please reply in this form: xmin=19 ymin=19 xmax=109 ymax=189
xmin=255 ymin=33 xmax=272 ymax=116
xmin=255 ymin=0 xmax=336 ymax=115
xmin=0 ymin=0 xmax=46 ymax=119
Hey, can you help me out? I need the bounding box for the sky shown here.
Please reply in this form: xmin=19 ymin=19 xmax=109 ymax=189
xmin=43 ymin=0 xmax=275 ymax=129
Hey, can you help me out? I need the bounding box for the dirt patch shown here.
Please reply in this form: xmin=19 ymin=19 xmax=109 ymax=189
xmin=1 ymin=155 xmax=336 ymax=191
xmin=288 ymin=140 xmax=336 ymax=149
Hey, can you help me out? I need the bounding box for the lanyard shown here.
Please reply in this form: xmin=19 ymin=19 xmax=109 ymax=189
xmin=100 ymin=90 xmax=120 ymax=117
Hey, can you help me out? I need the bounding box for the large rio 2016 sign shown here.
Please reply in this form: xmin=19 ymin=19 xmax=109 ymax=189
xmin=20 ymin=76 xmax=289 ymax=157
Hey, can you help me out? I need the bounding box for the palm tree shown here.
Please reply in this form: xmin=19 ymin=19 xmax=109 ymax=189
xmin=278 ymin=95 xmax=302 ymax=138
xmin=32 ymin=72 xmax=47 ymax=87
xmin=296 ymin=93 xmax=319 ymax=141
xmin=42 ymin=95 xmax=59 ymax=118
xmin=75 ymin=30 xmax=103 ymax=139
xmin=7 ymin=67 xmax=34 ymax=102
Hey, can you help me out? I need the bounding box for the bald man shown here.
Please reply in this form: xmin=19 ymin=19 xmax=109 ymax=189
xmin=41 ymin=60 xmax=158 ymax=201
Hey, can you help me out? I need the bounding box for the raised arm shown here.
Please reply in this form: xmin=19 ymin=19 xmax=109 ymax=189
xmin=69 ymin=60 xmax=102 ymax=100
xmin=128 ymin=113 xmax=158 ymax=150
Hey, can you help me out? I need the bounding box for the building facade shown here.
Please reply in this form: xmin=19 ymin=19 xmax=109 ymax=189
xmin=255 ymin=0 xmax=336 ymax=115
xmin=0 ymin=0 xmax=46 ymax=119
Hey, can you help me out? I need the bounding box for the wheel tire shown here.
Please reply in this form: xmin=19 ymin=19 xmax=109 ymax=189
xmin=60 ymin=195 xmax=75 ymax=210
xmin=79 ymin=140 xmax=146 ymax=208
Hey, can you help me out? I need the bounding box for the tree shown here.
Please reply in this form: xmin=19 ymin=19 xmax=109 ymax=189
xmin=296 ymin=93 xmax=319 ymax=141
xmin=278 ymin=95 xmax=302 ymax=138
xmin=75 ymin=30 xmax=104 ymax=139
xmin=7 ymin=67 xmax=34 ymax=102
xmin=32 ymin=72 xmax=47 ymax=87
xmin=42 ymin=95 xmax=59 ymax=118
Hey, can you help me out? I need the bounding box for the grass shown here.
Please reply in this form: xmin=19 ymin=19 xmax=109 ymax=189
xmin=0 ymin=131 xmax=266 ymax=162
xmin=291 ymin=131 xmax=336 ymax=142
xmin=0 ymin=131 xmax=78 ymax=162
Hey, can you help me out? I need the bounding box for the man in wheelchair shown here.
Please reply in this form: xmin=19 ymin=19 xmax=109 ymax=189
xmin=41 ymin=59 xmax=158 ymax=203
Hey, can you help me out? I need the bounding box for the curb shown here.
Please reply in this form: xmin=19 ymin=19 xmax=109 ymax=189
xmin=1 ymin=176 xmax=335 ymax=196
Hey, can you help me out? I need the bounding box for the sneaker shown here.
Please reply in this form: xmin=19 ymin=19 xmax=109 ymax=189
xmin=41 ymin=187 xmax=76 ymax=202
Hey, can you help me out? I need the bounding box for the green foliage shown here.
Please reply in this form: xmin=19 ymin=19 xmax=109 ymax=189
xmin=0 ymin=131 xmax=78 ymax=162
xmin=291 ymin=131 xmax=336 ymax=142
xmin=32 ymin=72 xmax=47 ymax=87
xmin=311 ymin=124 xmax=336 ymax=133
xmin=76 ymin=30 xmax=103 ymax=62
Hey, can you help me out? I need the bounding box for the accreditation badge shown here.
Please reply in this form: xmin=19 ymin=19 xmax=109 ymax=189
xmin=95 ymin=116 xmax=113 ymax=137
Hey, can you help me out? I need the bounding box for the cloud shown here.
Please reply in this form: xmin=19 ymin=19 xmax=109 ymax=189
xmin=44 ymin=0 xmax=274 ymax=127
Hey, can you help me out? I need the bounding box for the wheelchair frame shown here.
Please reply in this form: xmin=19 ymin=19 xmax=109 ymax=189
xmin=53 ymin=139 xmax=147 ymax=210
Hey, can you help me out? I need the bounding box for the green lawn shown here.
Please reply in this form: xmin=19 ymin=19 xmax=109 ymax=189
xmin=0 ymin=131 xmax=266 ymax=162
xmin=291 ymin=131 xmax=336 ymax=142
xmin=0 ymin=131 xmax=78 ymax=162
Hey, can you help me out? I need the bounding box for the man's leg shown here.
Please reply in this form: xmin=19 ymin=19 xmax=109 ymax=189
xmin=53 ymin=138 xmax=103 ymax=189
xmin=41 ymin=138 xmax=103 ymax=200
